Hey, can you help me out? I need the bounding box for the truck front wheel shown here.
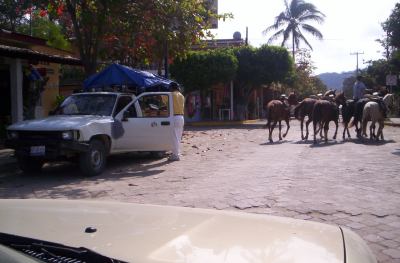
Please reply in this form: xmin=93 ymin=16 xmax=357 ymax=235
xmin=17 ymin=156 xmax=44 ymax=174
xmin=79 ymin=139 xmax=106 ymax=176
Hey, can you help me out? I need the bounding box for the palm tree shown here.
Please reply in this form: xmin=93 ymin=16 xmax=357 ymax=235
xmin=264 ymin=0 xmax=325 ymax=61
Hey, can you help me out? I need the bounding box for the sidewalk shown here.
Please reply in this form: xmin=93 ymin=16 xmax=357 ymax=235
xmin=186 ymin=118 xmax=400 ymax=127
xmin=385 ymin=117 xmax=400 ymax=127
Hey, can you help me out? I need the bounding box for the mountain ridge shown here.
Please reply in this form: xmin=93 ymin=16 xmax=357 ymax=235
xmin=317 ymin=71 xmax=354 ymax=91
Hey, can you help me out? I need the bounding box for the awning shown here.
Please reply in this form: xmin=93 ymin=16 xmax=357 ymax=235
xmin=0 ymin=44 xmax=81 ymax=65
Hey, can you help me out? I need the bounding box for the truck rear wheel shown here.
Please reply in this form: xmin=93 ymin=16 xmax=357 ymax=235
xmin=79 ymin=139 xmax=106 ymax=176
xmin=17 ymin=156 xmax=44 ymax=174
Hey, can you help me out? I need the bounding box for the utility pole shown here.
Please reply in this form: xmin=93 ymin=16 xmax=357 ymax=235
xmin=350 ymin=51 xmax=364 ymax=76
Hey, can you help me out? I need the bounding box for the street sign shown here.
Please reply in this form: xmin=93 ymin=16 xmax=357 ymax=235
xmin=386 ymin=74 xmax=397 ymax=86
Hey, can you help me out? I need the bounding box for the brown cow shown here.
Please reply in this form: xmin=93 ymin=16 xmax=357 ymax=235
xmin=265 ymin=100 xmax=290 ymax=143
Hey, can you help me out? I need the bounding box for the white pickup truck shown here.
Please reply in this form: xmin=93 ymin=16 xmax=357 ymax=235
xmin=5 ymin=92 xmax=176 ymax=176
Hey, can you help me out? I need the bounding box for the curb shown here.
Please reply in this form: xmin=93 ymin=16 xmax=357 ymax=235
xmin=385 ymin=122 xmax=400 ymax=127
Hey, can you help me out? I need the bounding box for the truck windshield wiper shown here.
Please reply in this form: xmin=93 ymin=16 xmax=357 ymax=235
xmin=0 ymin=232 xmax=128 ymax=263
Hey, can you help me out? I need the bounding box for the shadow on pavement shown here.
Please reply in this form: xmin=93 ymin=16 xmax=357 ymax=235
xmin=259 ymin=140 xmax=290 ymax=145
xmin=0 ymin=153 xmax=168 ymax=199
xmin=309 ymin=140 xmax=342 ymax=148
xmin=345 ymin=138 xmax=396 ymax=145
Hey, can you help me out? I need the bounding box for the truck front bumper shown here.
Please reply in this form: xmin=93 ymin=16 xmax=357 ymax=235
xmin=5 ymin=139 xmax=89 ymax=159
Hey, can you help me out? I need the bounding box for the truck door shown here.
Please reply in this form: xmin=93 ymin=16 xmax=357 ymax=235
xmin=114 ymin=93 xmax=174 ymax=152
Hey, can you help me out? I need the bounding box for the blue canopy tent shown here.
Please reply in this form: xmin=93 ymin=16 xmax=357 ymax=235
xmin=83 ymin=63 xmax=174 ymax=93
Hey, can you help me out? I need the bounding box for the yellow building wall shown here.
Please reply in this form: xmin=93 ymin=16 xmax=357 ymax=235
xmin=30 ymin=45 xmax=78 ymax=117
xmin=39 ymin=62 xmax=60 ymax=116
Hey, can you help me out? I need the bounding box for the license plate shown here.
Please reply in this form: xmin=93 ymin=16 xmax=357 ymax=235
xmin=30 ymin=146 xmax=45 ymax=156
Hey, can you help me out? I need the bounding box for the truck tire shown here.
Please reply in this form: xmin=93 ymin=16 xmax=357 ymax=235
xmin=17 ymin=156 xmax=44 ymax=174
xmin=79 ymin=139 xmax=106 ymax=176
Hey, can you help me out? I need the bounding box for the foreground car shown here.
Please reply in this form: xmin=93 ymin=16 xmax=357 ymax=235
xmin=0 ymin=199 xmax=376 ymax=263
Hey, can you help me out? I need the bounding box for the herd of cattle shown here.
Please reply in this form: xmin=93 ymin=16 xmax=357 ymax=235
xmin=265 ymin=90 xmax=395 ymax=144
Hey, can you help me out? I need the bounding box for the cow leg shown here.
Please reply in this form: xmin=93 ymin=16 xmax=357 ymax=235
xmin=319 ymin=122 xmax=324 ymax=139
xmin=283 ymin=118 xmax=290 ymax=138
xmin=305 ymin=118 xmax=312 ymax=140
xmin=269 ymin=121 xmax=277 ymax=143
xmin=342 ymin=122 xmax=347 ymax=140
xmin=324 ymin=122 xmax=329 ymax=143
xmin=333 ymin=119 xmax=338 ymax=140
xmin=278 ymin=121 xmax=282 ymax=140
xmin=313 ymin=121 xmax=318 ymax=144
xmin=369 ymin=122 xmax=375 ymax=140
xmin=346 ymin=122 xmax=351 ymax=138
xmin=355 ymin=120 xmax=361 ymax=138
xmin=300 ymin=118 xmax=304 ymax=140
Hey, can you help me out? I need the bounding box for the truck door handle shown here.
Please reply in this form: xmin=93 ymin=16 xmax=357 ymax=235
xmin=161 ymin=121 xmax=170 ymax=126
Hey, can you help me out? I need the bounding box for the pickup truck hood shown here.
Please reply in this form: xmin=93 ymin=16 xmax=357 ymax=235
xmin=7 ymin=115 xmax=113 ymax=131
xmin=0 ymin=199 xmax=344 ymax=263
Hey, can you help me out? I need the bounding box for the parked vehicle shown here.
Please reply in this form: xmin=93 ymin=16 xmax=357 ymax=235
xmin=5 ymin=92 xmax=175 ymax=176
xmin=0 ymin=199 xmax=377 ymax=263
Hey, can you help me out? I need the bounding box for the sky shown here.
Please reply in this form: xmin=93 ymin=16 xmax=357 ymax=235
xmin=211 ymin=0 xmax=398 ymax=75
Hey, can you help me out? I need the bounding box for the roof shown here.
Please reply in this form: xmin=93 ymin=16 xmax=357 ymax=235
xmin=0 ymin=44 xmax=81 ymax=65
xmin=0 ymin=29 xmax=47 ymax=46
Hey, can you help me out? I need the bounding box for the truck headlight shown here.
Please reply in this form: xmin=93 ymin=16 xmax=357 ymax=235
xmin=61 ymin=130 xmax=79 ymax=140
xmin=7 ymin=131 xmax=18 ymax=139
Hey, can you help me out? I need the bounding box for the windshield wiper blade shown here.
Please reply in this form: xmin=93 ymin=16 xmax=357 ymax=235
xmin=0 ymin=232 xmax=128 ymax=263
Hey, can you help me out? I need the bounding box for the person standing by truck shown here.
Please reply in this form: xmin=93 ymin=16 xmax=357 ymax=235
xmin=169 ymin=82 xmax=185 ymax=161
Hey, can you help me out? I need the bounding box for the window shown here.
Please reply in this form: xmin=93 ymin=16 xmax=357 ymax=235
xmin=138 ymin=95 xmax=169 ymax=117
xmin=125 ymin=103 xmax=138 ymax=118
xmin=114 ymin=96 xmax=132 ymax=116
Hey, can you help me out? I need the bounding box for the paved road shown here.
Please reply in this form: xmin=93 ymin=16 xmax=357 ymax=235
xmin=1 ymin=121 xmax=400 ymax=262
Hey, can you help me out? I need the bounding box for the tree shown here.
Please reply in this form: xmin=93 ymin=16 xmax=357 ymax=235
xmin=283 ymin=48 xmax=326 ymax=98
xmin=18 ymin=14 xmax=71 ymax=50
xmin=383 ymin=3 xmax=400 ymax=50
xmin=0 ymin=0 xmax=30 ymax=31
xmin=39 ymin=0 xmax=228 ymax=76
xmin=234 ymin=45 xmax=293 ymax=119
xmin=263 ymin=0 xmax=325 ymax=60
xmin=170 ymin=48 xmax=237 ymax=118
xmin=171 ymin=49 xmax=238 ymax=93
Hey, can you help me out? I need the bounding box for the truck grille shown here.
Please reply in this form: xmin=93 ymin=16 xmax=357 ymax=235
xmin=18 ymin=131 xmax=62 ymax=140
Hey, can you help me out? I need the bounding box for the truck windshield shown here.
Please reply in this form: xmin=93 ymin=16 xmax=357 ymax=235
xmin=58 ymin=94 xmax=117 ymax=116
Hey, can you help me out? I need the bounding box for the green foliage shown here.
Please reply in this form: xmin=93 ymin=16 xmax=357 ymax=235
xmin=365 ymin=59 xmax=392 ymax=87
xmin=18 ymin=16 xmax=71 ymax=50
xmin=234 ymin=45 xmax=293 ymax=98
xmin=384 ymin=3 xmax=400 ymax=49
xmin=54 ymin=94 xmax=65 ymax=109
xmin=35 ymin=0 xmax=231 ymax=76
xmin=170 ymin=49 xmax=238 ymax=93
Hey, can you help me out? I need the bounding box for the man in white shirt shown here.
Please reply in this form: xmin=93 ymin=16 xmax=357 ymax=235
xmin=353 ymin=76 xmax=366 ymax=101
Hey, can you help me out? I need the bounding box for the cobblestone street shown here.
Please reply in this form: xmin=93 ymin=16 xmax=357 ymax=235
xmin=1 ymin=121 xmax=400 ymax=262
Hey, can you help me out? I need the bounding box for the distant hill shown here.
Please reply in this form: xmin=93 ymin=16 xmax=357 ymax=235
xmin=317 ymin=71 xmax=354 ymax=91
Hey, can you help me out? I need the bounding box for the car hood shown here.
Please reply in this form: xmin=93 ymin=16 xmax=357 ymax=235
xmin=0 ymin=199 xmax=344 ymax=263
xmin=7 ymin=115 xmax=113 ymax=131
